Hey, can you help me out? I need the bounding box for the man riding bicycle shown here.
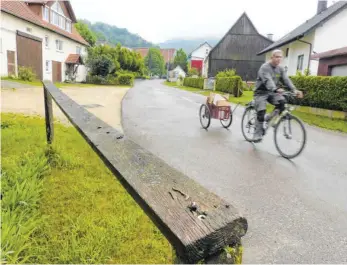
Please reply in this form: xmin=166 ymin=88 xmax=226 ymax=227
xmin=253 ymin=49 xmax=303 ymax=142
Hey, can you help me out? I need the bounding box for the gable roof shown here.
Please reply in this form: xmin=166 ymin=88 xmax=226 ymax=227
xmin=258 ymin=0 xmax=347 ymax=55
xmin=1 ymin=0 xmax=88 ymax=46
xmin=209 ymin=12 xmax=274 ymax=56
xmin=188 ymin=42 xmax=212 ymax=57
xmin=311 ymin=46 xmax=347 ymax=59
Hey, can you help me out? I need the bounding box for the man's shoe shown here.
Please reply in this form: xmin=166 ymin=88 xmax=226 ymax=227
xmin=252 ymin=120 xmax=264 ymax=143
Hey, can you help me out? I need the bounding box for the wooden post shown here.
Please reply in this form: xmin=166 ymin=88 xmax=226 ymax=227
xmin=44 ymin=87 xmax=54 ymax=144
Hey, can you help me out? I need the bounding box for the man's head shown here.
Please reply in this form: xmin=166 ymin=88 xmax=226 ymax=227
xmin=270 ymin=49 xmax=283 ymax=66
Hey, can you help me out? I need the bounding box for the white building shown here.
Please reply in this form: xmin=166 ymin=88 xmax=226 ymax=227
xmin=258 ymin=0 xmax=347 ymax=76
xmin=0 ymin=0 xmax=89 ymax=82
xmin=188 ymin=42 xmax=212 ymax=77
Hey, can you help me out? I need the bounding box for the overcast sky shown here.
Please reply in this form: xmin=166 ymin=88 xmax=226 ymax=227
xmin=70 ymin=0 xmax=337 ymax=43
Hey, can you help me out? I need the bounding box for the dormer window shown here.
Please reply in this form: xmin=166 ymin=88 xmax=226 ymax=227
xmin=42 ymin=6 xmax=49 ymax=21
xmin=47 ymin=1 xmax=72 ymax=33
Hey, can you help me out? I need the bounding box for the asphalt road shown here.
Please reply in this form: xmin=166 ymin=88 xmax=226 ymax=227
xmin=122 ymin=80 xmax=347 ymax=263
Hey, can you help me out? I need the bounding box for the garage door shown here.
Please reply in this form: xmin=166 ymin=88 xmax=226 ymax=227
xmin=16 ymin=31 xmax=42 ymax=80
xmin=331 ymin=64 xmax=347 ymax=76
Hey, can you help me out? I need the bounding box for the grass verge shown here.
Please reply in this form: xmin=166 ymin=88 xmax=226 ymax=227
xmin=1 ymin=113 xmax=172 ymax=263
xmin=163 ymin=81 xmax=347 ymax=133
xmin=1 ymin=77 xmax=130 ymax=89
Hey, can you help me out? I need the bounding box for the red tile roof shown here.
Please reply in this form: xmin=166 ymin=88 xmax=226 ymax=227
xmin=133 ymin=48 xmax=176 ymax=63
xmin=1 ymin=1 xmax=89 ymax=46
xmin=311 ymin=46 xmax=347 ymax=59
xmin=65 ymin=54 xmax=82 ymax=64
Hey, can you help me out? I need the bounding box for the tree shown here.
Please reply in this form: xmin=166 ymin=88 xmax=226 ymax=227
xmin=144 ymin=48 xmax=165 ymax=76
xmin=75 ymin=20 xmax=97 ymax=46
xmin=173 ymin=48 xmax=188 ymax=73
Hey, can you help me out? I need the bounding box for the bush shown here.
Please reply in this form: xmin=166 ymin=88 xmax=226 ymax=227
xmin=188 ymin=67 xmax=199 ymax=77
xmin=215 ymin=76 xmax=243 ymax=97
xmin=18 ymin=66 xmax=36 ymax=81
xmin=117 ymin=73 xmax=134 ymax=86
xmin=216 ymin=69 xmax=236 ymax=78
xmin=290 ymin=76 xmax=347 ymax=111
xmin=183 ymin=77 xmax=204 ymax=89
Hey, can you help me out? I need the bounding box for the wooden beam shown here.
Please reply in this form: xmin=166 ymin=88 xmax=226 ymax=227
xmin=43 ymin=87 xmax=54 ymax=144
xmin=42 ymin=81 xmax=248 ymax=263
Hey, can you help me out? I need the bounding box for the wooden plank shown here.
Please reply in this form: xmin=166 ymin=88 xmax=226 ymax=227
xmin=42 ymin=81 xmax=248 ymax=263
xmin=44 ymin=88 xmax=54 ymax=144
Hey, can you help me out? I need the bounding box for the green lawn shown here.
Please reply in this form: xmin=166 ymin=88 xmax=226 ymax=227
xmin=163 ymin=81 xmax=347 ymax=133
xmin=1 ymin=77 xmax=129 ymax=89
xmin=1 ymin=113 xmax=173 ymax=264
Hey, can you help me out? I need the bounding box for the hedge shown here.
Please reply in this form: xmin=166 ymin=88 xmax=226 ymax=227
xmin=290 ymin=76 xmax=347 ymax=111
xmin=215 ymin=76 xmax=243 ymax=97
xmin=183 ymin=77 xmax=204 ymax=89
xmin=86 ymin=73 xmax=134 ymax=86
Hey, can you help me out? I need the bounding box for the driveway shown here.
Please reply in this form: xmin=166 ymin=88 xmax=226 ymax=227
xmin=1 ymin=80 xmax=128 ymax=132
xmin=122 ymin=80 xmax=347 ymax=263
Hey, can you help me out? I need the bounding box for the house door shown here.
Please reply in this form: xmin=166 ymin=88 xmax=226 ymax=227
xmin=7 ymin=50 xmax=15 ymax=76
xmin=16 ymin=31 xmax=42 ymax=79
xmin=52 ymin=61 xmax=62 ymax=82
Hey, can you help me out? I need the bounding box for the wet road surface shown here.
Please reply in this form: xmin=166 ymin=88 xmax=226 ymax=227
xmin=122 ymin=80 xmax=347 ymax=263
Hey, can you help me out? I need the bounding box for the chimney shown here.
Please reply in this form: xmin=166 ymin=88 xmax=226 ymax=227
xmin=267 ymin=34 xmax=274 ymax=40
xmin=317 ymin=0 xmax=328 ymax=14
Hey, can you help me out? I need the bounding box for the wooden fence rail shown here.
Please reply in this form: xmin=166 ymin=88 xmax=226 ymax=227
xmin=42 ymin=81 xmax=248 ymax=263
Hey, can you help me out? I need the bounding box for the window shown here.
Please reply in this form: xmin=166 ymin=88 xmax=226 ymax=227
xmin=297 ymin=55 xmax=304 ymax=71
xmin=285 ymin=48 xmax=289 ymax=57
xmin=65 ymin=20 xmax=71 ymax=32
xmin=45 ymin=36 xmax=49 ymax=48
xmin=76 ymin=46 xmax=81 ymax=54
xmin=51 ymin=10 xmax=59 ymax=25
xmin=45 ymin=60 xmax=51 ymax=72
xmin=43 ymin=6 xmax=49 ymax=21
xmin=58 ymin=15 xmax=65 ymax=28
xmin=56 ymin=39 xmax=63 ymax=51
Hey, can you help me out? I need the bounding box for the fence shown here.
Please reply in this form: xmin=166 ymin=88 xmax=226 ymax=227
xmin=42 ymin=81 xmax=248 ymax=263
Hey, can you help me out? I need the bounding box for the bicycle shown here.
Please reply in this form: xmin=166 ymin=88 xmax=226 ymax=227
xmin=241 ymin=91 xmax=307 ymax=159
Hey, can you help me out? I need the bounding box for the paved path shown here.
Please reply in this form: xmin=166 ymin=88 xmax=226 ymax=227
xmin=122 ymin=80 xmax=347 ymax=263
xmin=1 ymin=80 xmax=128 ymax=132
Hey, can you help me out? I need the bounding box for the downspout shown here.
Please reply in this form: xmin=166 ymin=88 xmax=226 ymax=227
xmin=297 ymin=39 xmax=313 ymax=72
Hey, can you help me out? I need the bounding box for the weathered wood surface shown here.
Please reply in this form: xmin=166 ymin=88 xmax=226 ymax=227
xmin=208 ymin=13 xmax=273 ymax=81
xmin=42 ymin=81 xmax=248 ymax=263
xmin=44 ymin=88 xmax=54 ymax=144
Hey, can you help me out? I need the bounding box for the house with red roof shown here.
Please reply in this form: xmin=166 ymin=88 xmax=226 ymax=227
xmin=0 ymin=0 xmax=89 ymax=82
xmin=132 ymin=48 xmax=176 ymax=63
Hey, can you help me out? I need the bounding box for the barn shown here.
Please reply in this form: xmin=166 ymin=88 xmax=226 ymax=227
xmin=207 ymin=12 xmax=274 ymax=81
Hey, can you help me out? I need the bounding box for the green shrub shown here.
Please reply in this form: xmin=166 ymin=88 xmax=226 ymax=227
xmin=183 ymin=77 xmax=204 ymax=89
xmin=290 ymin=76 xmax=347 ymax=111
xmin=188 ymin=67 xmax=199 ymax=77
xmin=216 ymin=69 xmax=236 ymax=78
xmin=86 ymin=74 xmax=107 ymax=85
xmin=18 ymin=67 xmax=36 ymax=81
xmin=118 ymin=73 xmax=134 ymax=86
xmin=215 ymin=76 xmax=243 ymax=97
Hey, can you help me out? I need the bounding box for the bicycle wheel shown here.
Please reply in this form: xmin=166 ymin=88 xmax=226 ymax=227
xmin=220 ymin=108 xmax=233 ymax=128
xmin=274 ymin=114 xmax=307 ymax=159
xmin=241 ymin=107 xmax=257 ymax=142
xmin=199 ymin=104 xmax=211 ymax=129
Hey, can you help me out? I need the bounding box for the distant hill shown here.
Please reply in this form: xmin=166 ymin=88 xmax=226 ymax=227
xmin=158 ymin=38 xmax=220 ymax=54
xmin=80 ymin=19 xmax=156 ymax=48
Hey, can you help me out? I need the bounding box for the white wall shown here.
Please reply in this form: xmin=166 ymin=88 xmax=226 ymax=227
xmin=264 ymin=33 xmax=316 ymax=76
xmin=313 ymin=7 xmax=347 ymax=52
xmin=1 ymin=12 xmax=88 ymax=82
xmin=191 ymin=43 xmax=211 ymax=60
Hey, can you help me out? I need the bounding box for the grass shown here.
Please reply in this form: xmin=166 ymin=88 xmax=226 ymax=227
xmin=163 ymin=81 xmax=347 ymax=133
xmin=1 ymin=77 xmax=130 ymax=89
xmin=1 ymin=113 xmax=173 ymax=264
